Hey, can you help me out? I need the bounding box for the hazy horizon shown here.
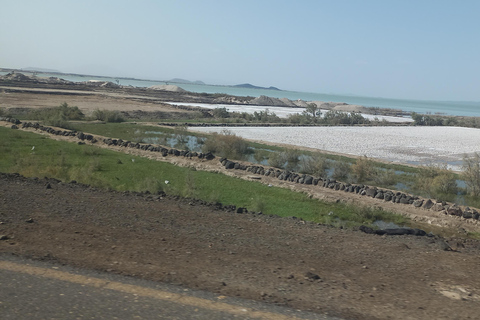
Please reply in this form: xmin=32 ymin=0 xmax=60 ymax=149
xmin=2 ymin=1 xmax=480 ymax=102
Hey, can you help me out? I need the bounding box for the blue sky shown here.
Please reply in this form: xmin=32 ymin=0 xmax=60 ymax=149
xmin=1 ymin=0 xmax=479 ymax=101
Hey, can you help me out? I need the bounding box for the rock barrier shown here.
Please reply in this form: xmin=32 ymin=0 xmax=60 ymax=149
xmin=4 ymin=119 xmax=215 ymax=162
xmin=219 ymin=157 xmax=480 ymax=223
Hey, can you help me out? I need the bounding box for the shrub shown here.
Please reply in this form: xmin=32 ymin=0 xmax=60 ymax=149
xmin=267 ymin=152 xmax=285 ymax=169
xmin=173 ymin=126 xmax=190 ymax=150
xmin=28 ymin=102 xmax=84 ymax=128
xmin=212 ymin=107 xmax=230 ymax=118
xmin=373 ymin=169 xmax=397 ymax=187
xmin=202 ymin=130 xmax=251 ymax=160
xmin=92 ymin=109 xmax=125 ymax=123
xmin=462 ymin=153 xmax=480 ymax=196
xmin=332 ymin=161 xmax=351 ymax=181
xmin=283 ymin=149 xmax=301 ymax=171
xmin=268 ymin=149 xmax=301 ymax=171
xmin=253 ymin=149 xmax=269 ymax=164
xmin=414 ymin=164 xmax=457 ymax=199
xmin=298 ymin=153 xmax=327 ymax=177
xmin=321 ymin=110 xmax=370 ymax=125
xmin=351 ymin=156 xmax=375 ymax=183
xmin=252 ymin=109 xmax=280 ymax=123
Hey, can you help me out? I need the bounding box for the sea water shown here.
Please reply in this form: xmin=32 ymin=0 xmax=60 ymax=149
xmin=1 ymin=71 xmax=479 ymax=117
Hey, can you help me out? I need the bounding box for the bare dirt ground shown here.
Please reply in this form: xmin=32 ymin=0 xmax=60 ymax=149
xmin=2 ymin=173 xmax=480 ymax=320
xmin=0 ymin=85 xmax=195 ymax=117
xmin=2 ymin=84 xmax=480 ymax=319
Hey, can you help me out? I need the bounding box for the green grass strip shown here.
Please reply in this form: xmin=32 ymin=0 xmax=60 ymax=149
xmin=0 ymin=126 xmax=407 ymax=228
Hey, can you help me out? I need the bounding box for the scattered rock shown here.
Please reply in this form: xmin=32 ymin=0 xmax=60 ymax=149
xmin=304 ymin=272 xmax=321 ymax=280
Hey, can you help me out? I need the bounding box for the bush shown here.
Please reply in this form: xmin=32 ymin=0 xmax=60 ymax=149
xmin=202 ymin=130 xmax=251 ymax=160
xmin=332 ymin=161 xmax=351 ymax=181
xmin=28 ymin=102 xmax=84 ymax=128
xmin=462 ymin=153 xmax=480 ymax=196
xmin=173 ymin=126 xmax=190 ymax=150
xmin=351 ymin=156 xmax=375 ymax=183
xmin=92 ymin=109 xmax=125 ymax=123
xmin=373 ymin=169 xmax=397 ymax=187
xmin=321 ymin=110 xmax=370 ymax=125
xmin=267 ymin=149 xmax=300 ymax=171
xmin=298 ymin=153 xmax=327 ymax=177
xmin=267 ymin=152 xmax=285 ymax=169
xmin=252 ymin=109 xmax=280 ymax=123
xmin=414 ymin=164 xmax=458 ymax=199
xmin=212 ymin=107 xmax=230 ymax=118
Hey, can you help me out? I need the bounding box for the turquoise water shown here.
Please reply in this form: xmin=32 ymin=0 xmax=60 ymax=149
xmin=2 ymin=71 xmax=479 ymax=117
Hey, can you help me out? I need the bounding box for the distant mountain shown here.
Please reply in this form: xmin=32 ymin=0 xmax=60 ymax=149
xmin=22 ymin=67 xmax=62 ymax=73
xmin=168 ymin=78 xmax=205 ymax=85
xmin=233 ymin=83 xmax=281 ymax=91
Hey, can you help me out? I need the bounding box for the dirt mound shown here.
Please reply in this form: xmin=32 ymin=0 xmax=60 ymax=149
xmin=1 ymin=72 xmax=35 ymax=82
xmin=250 ymin=95 xmax=291 ymax=106
xmin=333 ymin=104 xmax=368 ymax=113
xmin=148 ymin=84 xmax=187 ymax=92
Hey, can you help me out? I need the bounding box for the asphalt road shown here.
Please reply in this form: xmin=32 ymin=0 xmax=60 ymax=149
xmin=0 ymin=254 xmax=341 ymax=320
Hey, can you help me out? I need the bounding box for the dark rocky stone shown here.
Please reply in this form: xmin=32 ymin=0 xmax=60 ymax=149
xmin=433 ymin=203 xmax=444 ymax=211
xmin=463 ymin=211 xmax=473 ymax=219
xmin=205 ymin=152 xmax=215 ymax=160
xmin=224 ymin=161 xmax=235 ymax=169
xmin=360 ymin=225 xmax=427 ymax=237
xmin=236 ymin=207 xmax=247 ymax=214
xmin=375 ymin=192 xmax=384 ymax=200
xmin=359 ymin=225 xmax=375 ymax=234
xmin=423 ymin=199 xmax=434 ymax=210
xmin=447 ymin=205 xmax=463 ymax=216
xmin=304 ymin=176 xmax=313 ymax=185
xmin=413 ymin=199 xmax=424 ymax=208
xmin=304 ymin=272 xmax=321 ymax=280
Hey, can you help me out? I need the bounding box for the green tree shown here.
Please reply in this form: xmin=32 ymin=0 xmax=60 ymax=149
xmin=212 ymin=107 xmax=229 ymax=118
xmin=303 ymin=103 xmax=321 ymax=122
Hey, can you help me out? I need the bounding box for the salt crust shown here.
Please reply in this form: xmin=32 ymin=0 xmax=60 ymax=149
xmin=190 ymin=126 xmax=480 ymax=171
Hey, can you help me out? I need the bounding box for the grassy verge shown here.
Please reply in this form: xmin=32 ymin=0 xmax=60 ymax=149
xmin=0 ymin=126 xmax=407 ymax=228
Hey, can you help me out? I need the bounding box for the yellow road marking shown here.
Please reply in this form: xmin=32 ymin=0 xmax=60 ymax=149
xmin=0 ymin=261 xmax=304 ymax=320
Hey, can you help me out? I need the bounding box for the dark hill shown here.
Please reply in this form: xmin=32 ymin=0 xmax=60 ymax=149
xmin=233 ymin=83 xmax=281 ymax=91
